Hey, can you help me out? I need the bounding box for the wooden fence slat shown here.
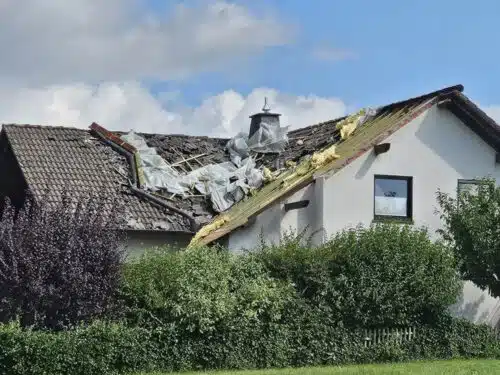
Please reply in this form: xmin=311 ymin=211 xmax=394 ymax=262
xmin=362 ymin=326 xmax=418 ymax=348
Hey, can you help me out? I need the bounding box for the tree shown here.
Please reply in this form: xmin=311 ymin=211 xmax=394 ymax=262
xmin=0 ymin=189 xmax=126 ymax=330
xmin=436 ymin=177 xmax=500 ymax=298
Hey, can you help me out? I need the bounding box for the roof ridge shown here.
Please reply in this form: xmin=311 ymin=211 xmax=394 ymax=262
xmin=2 ymin=123 xmax=88 ymax=132
xmin=288 ymin=84 xmax=464 ymax=135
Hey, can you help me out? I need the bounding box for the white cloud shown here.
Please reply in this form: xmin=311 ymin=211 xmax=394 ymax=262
xmin=0 ymin=2 xmax=346 ymax=138
xmin=0 ymin=82 xmax=347 ymax=137
xmin=0 ymin=0 xmax=290 ymax=85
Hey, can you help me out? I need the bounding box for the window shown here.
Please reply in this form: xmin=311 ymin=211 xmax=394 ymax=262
xmin=374 ymin=175 xmax=413 ymax=220
xmin=457 ymin=179 xmax=482 ymax=196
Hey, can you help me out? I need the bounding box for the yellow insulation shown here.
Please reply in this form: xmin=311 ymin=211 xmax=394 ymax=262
xmin=310 ymin=144 xmax=340 ymax=169
xmin=188 ymin=215 xmax=229 ymax=248
xmin=191 ymin=143 xmax=342 ymax=247
xmin=335 ymin=108 xmax=367 ymax=140
xmin=262 ymin=167 xmax=274 ymax=182
xmin=282 ymin=144 xmax=340 ymax=187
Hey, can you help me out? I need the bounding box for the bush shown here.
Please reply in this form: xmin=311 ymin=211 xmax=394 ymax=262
xmin=0 ymin=190 xmax=126 ymax=330
xmin=254 ymin=224 xmax=461 ymax=327
xmin=1 ymin=315 xmax=499 ymax=375
xmin=119 ymin=246 xmax=296 ymax=332
xmin=408 ymin=314 xmax=500 ymax=360
xmin=119 ymin=246 xmax=298 ymax=369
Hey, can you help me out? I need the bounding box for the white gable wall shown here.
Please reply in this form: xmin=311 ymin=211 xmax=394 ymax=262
xmin=322 ymin=104 xmax=500 ymax=235
xmin=227 ymin=102 xmax=500 ymax=327
xmin=322 ymin=104 xmax=500 ymax=328
xmin=227 ymin=179 xmax=324 ymax=252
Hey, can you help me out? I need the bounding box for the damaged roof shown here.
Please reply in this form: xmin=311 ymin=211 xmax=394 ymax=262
xmin=2 ymin=84 xmax=497 ymax=237
xmin=188 ymin=84 xmax=500 ymax=247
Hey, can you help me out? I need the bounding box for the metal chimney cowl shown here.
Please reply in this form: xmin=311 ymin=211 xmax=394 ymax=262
xmin=248 ymin=112 xmax=281 ymax=138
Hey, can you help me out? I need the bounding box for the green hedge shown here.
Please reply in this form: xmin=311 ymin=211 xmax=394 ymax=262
xmin=253 ymin=224 xmax=461 ymax=327
xmin=1 ymin=316 xmax=500 ymax=375
xmin=0 ymin=224 xmax=477 ymax=374
xmin=0 ymin=322 xmax=158 ymax=375
xmin=119 ymin=225 xmax=460 ymax=331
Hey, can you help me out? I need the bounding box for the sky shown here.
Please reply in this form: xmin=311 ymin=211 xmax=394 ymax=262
xmin=1 ymin=0 xmax=500 ymax=136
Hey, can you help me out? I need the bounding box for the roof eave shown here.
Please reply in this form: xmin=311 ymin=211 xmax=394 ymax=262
xmin=438 ymin=91 xmax=500 ymax=153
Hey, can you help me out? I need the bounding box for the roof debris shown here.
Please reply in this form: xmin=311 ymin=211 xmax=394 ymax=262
xmin=188 ymin=215 xmax=229 ymax=248
xmin=336 ymin=108 xmax=378 ymax=140
xmin=120 ymin=117 xmax=289 ymax=214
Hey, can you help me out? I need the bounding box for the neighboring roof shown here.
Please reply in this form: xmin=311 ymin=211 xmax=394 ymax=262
xmin=188 ymin=84 xmax=500 ymax=247
xmin=3 ymin=84 xmax=499 ymax=238
xmin=2 ymin=125 xmax=193 ymax=232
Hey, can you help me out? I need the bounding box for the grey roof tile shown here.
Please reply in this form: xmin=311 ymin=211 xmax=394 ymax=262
xmin=3 ymin=124 xmax=191 ymax=232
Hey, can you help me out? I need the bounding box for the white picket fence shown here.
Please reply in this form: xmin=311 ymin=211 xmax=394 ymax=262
xmin=361 ymin=327 xmax=417 ymax=348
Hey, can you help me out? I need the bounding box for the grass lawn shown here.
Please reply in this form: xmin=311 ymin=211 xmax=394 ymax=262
xmin=138 ymin=359 xmax=500 ymax=375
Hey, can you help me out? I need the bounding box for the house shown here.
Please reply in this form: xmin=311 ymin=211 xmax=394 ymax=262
xmin=1 ymin=83 xmax=500 ymax=326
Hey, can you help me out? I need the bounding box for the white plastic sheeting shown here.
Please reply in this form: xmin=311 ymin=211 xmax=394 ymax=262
xmin=121 ymin=123 xmax=288 ymax=213
xmin=358 ymin=108 xmax=379 ymax=127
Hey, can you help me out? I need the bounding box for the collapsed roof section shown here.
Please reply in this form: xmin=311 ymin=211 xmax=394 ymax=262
xmin=118 ymin=117 xmax=289 ymax=214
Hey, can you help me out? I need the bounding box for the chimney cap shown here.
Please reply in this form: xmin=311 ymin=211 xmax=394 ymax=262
xmin=249 ymin=97 xmax=281 ymax=118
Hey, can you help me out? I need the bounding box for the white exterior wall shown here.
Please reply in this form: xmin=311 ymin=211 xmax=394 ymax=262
xmin=227 ymin=103 xmax=500 ymax=327
xmin=125 ymin=231 xmax=192 ymax=260
xmin=227 ymin=179 xmax=325 ymax=252
xmin=321 ymin=104 xmax=500 ymax=327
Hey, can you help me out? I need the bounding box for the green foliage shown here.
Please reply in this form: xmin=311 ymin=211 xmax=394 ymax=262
xmin=0 ymin=321 xmax=158 ymax=375
xmin=1 ymin=316 xmax=500 ymax=375
xmin=254 ymin=224 xmax=461 ymax=327
xmin=119 ymin=246 xmax=296 ymax=333
xmin=0 ymin=224 xmax=477 ymax=374
xmin=436 ymin=177 xmax=500 ymax=297
xmin=407 ymin=314 xmax=500 ymax=360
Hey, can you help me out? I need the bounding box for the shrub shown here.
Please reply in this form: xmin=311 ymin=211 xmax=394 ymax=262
xmin=0 ymin=190 xmax=126 ymax=330
xmin=254 ymin=224 xmax=461 ymax=327
xmin=407 ymin=314 xmax=500 ymax=360
xmin=119 ymin=246 xmax=296 ymax=331
xmin=119 ymin=246 xmax=299 ymax=370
